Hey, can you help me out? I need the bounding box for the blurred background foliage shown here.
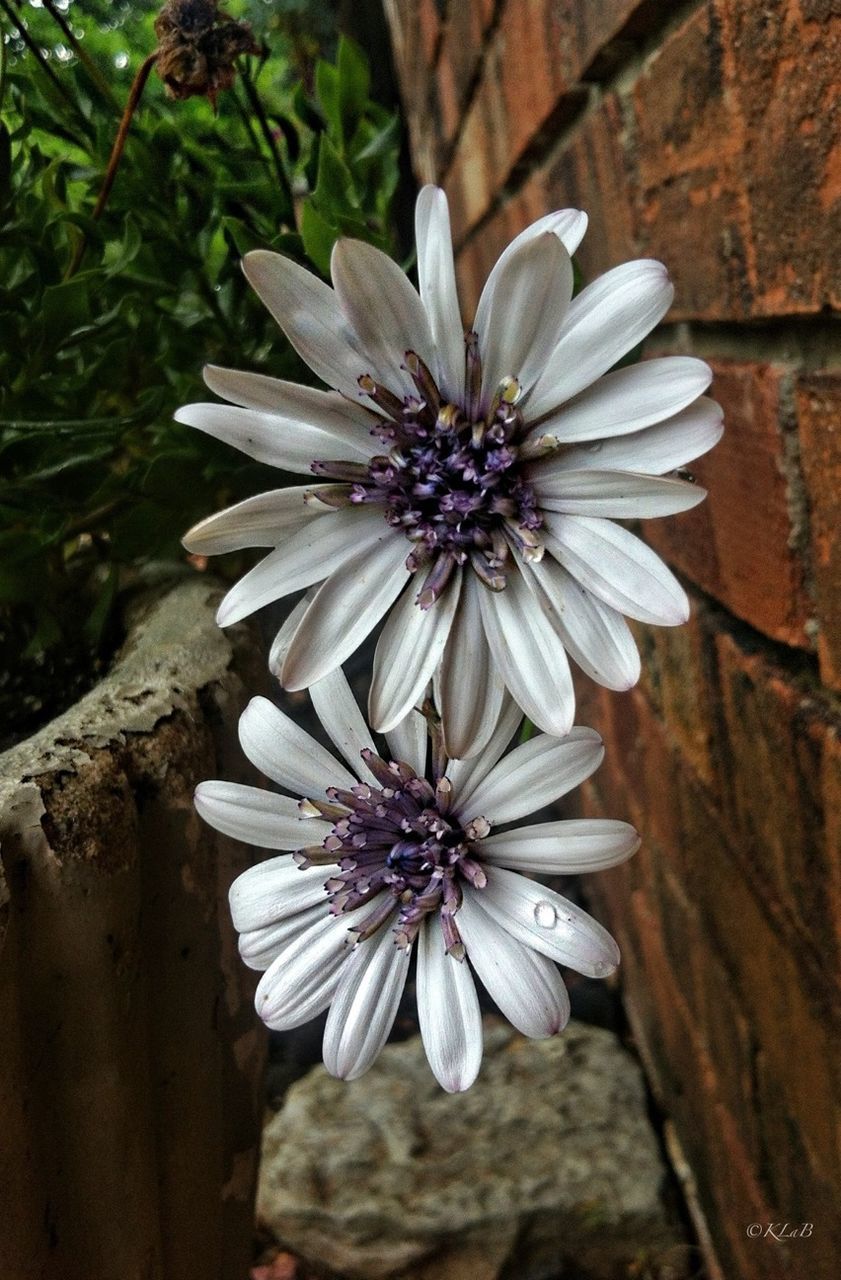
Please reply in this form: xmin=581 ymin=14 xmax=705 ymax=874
xmin=0 ymin=0 xmax=402 ymax=742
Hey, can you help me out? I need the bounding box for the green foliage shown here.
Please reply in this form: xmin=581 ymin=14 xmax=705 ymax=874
xmin=0 ymin=0 xmax=401 ymax=724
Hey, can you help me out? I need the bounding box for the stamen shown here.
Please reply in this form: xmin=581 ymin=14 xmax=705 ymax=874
xmin=465 ymin=331 xmax=482 ymax=422
xmin=470 ymin=550 xmax=506 ymax=591
xmin=329 ymin=348 xmax=543 ymax=603
xmin=404 ymin=351 xmax=441 ymax=414
xmin=310 ymin=460 xmax=370 ymax=482
xmin=417 ymin=551 xmax=457 ymax=610
xmin=304 ymin=485 xmax=354 ymax=508
xmin=299 ymin=797 xmax=348 ymax=821
xmin=518 ymin=433 xmax=561 ymax=461
xmin=358 ymin=374 xmax=404 ymax=422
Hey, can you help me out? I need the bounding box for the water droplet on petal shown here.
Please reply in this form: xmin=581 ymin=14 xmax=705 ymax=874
xmin=533 ymin=900 xmax=558 ymax=928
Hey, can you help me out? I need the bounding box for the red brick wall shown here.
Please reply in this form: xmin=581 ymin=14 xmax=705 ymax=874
xmin=384 ymin=3 xmax=841 ymax=1277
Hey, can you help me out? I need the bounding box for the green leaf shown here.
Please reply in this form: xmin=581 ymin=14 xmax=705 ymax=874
xmin=312 ymin=133 xmax=358 ymax=211
xmin=221 ymin=215 xmax=269 ymax=259
xmin=103 ymin=213 xmax=142 ymax=277
xmin=300 ymin=199 xmax=339 ymax=277
xmin=38 ymin=277 xmax=90 ymax=348
xmin=337 ymin=37 xmax=371 ymax=139
xmin=315 ymin=59 xmax=341 ymax=141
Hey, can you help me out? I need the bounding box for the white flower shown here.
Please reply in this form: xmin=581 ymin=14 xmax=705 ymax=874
xmin=178 ymin=187 xmax=723 ymax=757
xmin=195 ymin=669 xmax=638 ymax=1092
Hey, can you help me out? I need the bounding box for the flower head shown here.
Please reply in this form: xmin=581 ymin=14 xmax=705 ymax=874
xmin=196 ymin=670 xmax=638 ymax=1091
xmin=178 ymin=187 xmax=723 ymax=757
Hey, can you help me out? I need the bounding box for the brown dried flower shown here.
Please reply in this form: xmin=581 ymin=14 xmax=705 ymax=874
xmin=154 ymin=0 xmax=260 ymax=108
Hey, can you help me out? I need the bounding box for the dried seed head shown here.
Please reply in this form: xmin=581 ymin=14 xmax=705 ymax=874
xmin=154 ymin=0 xmax=260 ymax=107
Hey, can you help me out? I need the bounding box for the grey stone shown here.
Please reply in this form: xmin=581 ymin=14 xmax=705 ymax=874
xmin=258 ymin=1020 xmax=689 ymax=1280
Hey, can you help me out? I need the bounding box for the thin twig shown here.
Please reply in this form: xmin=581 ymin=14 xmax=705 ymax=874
xmin=40 ymin=0 xmax=119 ymax=109
xmin=239 ymin=59 xmax=294 ymax=214
xmin=230 ymin=81 xmax=264 ymax=156
xmin=66 ymin=50 xmax=158 ymax=277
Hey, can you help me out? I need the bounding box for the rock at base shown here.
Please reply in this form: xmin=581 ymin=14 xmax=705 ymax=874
xmin=258 ymin=1020 xmax=689 ymax=1280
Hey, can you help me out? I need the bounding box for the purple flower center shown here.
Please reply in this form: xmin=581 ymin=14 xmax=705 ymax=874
xmin=297 ymin=749 xmax=489 ymax=958
xmin=311 ymin=348 xmax=545 ymax=608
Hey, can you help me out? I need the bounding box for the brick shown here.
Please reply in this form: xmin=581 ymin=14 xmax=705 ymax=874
xmin=722 ymin=0 xmax=841 ymax=315
xmin=452 ymin=167 xmax=554 ymax=318
xmin=445 ymin=0 xmax=647 ymax=240
xmin=644 ymin=359 xmax=814 ymax=648
xmin=435 ymin=0 xmax=496 ymax=146
xmin=384 ymin=0 xmax=445 ymax=183
xmin=632 ymin=596 xmax=722 ymax=795
xmin=627 ymin=4 xmax=750 ymax=320
xmin=676 ymin=778 xmax=841 ymax=1186
xmin=543 ymin=94 xmax=636 ymax=279
xmin=797 ymin=373 xmax=841 ymax=690
xmin=713 ymin=630 xmax=841 ymax=989
xmin=630 ymin=1 xmax=841 ymax=319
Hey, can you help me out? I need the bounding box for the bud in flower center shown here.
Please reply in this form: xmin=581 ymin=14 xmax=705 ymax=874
xmin=311 ymin=343 xmax=546 ymax=609
xmin=296 ymin=749 xmax=489 ymax=958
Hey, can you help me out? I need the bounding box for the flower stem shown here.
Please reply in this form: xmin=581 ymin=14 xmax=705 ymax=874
xmin=66 ymin=50 xmax=158 ymax=278
xmin=239 ymin=59 xmax=294 ymax=217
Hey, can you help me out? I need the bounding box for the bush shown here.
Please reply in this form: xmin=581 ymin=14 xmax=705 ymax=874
xmin=0 ymin=0 xmax=401 ymax=738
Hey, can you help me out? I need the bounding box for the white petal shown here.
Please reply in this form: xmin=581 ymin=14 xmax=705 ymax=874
xmin=216 ymin=506 xmax=385 ymax=627
xmin=415 ymin=185 xmax=464 ymax=402
xmin=369 ymin=570 xmax=462 ymax=734
xmin=255 ymin=896 xmax=378 ymax=1030
xmin=310 ymin=667 xmax=379 ymax=785
xmin=552 ymin=395 xmax=724 ymax=476
xmin=203 ymin=364 xmax=378 ymax=447
xmin=445 ymin=695 xmax=522 ymax=808
xmin=475 ymin=232 xmax=573 ymax=401
xmin=535 ymin=470 xmax=706 ymax=517
xmin=238 ymin=695 xmax=356 ymax=796
xmin=417 ymin=916 xmax=482 ymax=1092
xmin=457 ymin=890 xmax=570 ymax=1038
xmin=183 ymin=487 xmax=332 ymax=555
xmin=455 ymin=726 xmax=603 ymax=826
xmin=543 ymin=513 xmax=689 ymax=626
xmin=268 ymin=591 xmax=317 ymax=678
xmin=477 ymin=567 xmax=575 ymax=738
xmin=241 ymin=250 xmax=369 ymax=399
xmin=531 ymin=356 xmax=712 ymax=442
xmin=522 ymin=558 xmax=640 ymax=691
xmin=281 ymin=535 xmax=412 ymax=689
xmin=480 ymin=818 xmax=640 ymax=873
xmin=195 ymin=781 xmax=331 ymax=849
xmin=474 ymin=208 xmax=588 ymax=327
xmin=238 ymin=900 xmax=325 ymax=972
xmin=385 ymin=708 xmax=429 ymax=775
xmin=228 ymin=856 xmax=331 ymax=932
xmin=174 ymin=402 xmax=373 ymax=473
xmin=322 ymin=932 xmax=411 ymax=1080
xmin=526 ymin=260 xmax=675 ymax=420
xmin=477 ymin=866 xmax=620 ymax=978
xmin=331 ymin=237 xmax=437 ymax=396
xmin=435 ymin=574 xmax=506 ymax=760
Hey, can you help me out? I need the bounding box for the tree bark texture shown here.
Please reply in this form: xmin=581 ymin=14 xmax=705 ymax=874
xmin=0 ymin=578 xmax=268 ymax=1280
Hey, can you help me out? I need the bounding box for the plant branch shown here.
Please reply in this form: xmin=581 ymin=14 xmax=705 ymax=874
xmin=66 ymin=50 xmax=158 ymax=277
xmin=239 ymin=59 xmax=294 ymax=216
